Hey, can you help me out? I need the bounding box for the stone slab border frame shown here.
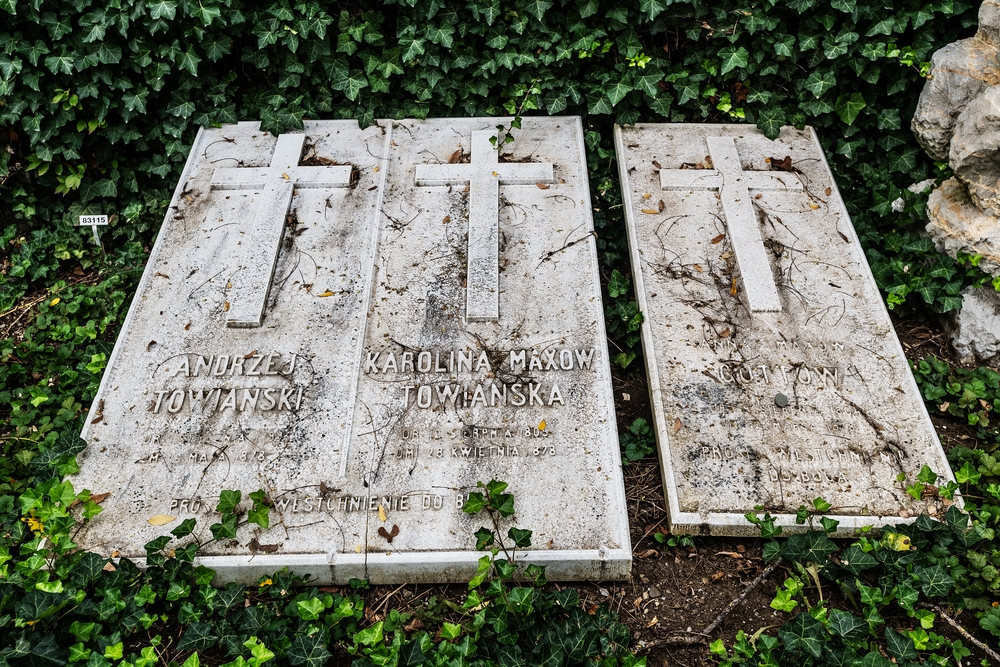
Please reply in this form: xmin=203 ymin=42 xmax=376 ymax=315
xmin=614 ymin=123 xmax=957 ymax=537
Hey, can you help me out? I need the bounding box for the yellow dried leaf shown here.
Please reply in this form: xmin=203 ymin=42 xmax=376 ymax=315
xmin=538 ymin=420 xmax=546 ymax=431
xmin=809 ymin=203 xmax=820 ymax=209
xmin=730 ymin=278 xmax=738 ymax=295
xmin=355 ymin=544 xmax=362 ymax=553
xmin=824 ymin=187 xmax=832 ymax=196
xmin=693 ymin=264 xmax=703 ymax=273
xmin=711 ymin=233 xmax=726 ymax=244
xmin=642 ymin=193 xmax=651 ymax=199
xmin=673 ymin=417 xmax=682 ymax=434
xmin=641 ymin=208 xmax=659 ymax=214
xmin=317 ymin=290 xmax=334 ymax=297
xmin=282 ymin=173 xmax=290 ymax=180
xmin=373 ymin=166 xmax=379 ymax=172
xmin=223 ymin=301 xmax=230 ymax=312
xmin=103 ymin=562 xmax=116 ymax=572
xmin=49 ymin=298 xmax=60 ymax=306
xmin=378 ymin=504 xmax=387 ymax=522
xmin=147 ymin=514 xmax=176 ymax=526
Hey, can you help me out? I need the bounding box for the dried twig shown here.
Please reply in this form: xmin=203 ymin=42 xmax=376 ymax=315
xmin=918 ymin=602 xmax=1000 ymax=663
xmin=650 ymin=558 xmax=783 ymax=648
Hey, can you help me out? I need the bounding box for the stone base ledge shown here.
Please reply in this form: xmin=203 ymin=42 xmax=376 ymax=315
xmin=926 ymin=177 xmax=1000 ymax=276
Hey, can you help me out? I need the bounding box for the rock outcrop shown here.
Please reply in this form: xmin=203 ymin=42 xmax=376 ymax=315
xmin=913 ymin=0 xmax=1000 ymax=276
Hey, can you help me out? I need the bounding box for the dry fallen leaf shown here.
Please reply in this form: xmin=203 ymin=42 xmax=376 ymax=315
xmin=378 ymin=524 xmax=400 ymax=543
xmin=355 ymin=544 xmax=362 ymax=553
xmin=730 ymin=278 xmax=738 ymax=295
xmin=641 ymin=208 xmax=659 ymax=214
xmin=635 ymin=548 xmax=659 ymax=559
xmin=49 ymin=298 xmax=60 ymax=306
xmin=244 ymin=350 xmax=258 ymax=359
xmin=103 ymin=562 xmax=117 ymax=572
xmin=155 ymin=272 xmax=169 ymax=279
xmin=824 ymin=187 xmax=832 ymax=196
xmin=646 ymin=617 xmax=659 ymax=628
xmin=711 ymin=233 xmax=726 ymax=244
xmin=642 ymin=193 xmax=651 ymax=199
xmin=658 ymin=199 xmax=665 ymax=212
xmin=442 ymin=215 xmax=451 ymax=224
xmin=184 ymin=321 xmax=191 ymax=330
xmin=712 ymin=571 xmax=725 ymax=581
xmin=282 ymin=173 xmax=290 ymax=180
xmin=147 ymin=514 xmax=176 ymax=526
xmin=693 ymin=264 xmax=703 ymax=272
xmin=448 ymin=149 xmax=462 ymax=164
xmin=538 ymin=420 xmax=546 ymax=431
xmin=373 ymin=166 xmax=379 ymax=173
xmin=719 ymin=328 xmax=731 ymax=338
xmin=378 ymin=504 xmax=387 ymax=522
xmin=652 ymin=159 xmax=662 ymax=169
xmin=223 ymin=301 xmax=230 ymax=312
xmin=754 ymin=193 xmax=762 ymax=199
xmin=91 ymin=492 xmax=111 ymax=504
xmin=809 ymin=203 xmax=820 ymax=209
xmin=317 ymin=290 xmax=334 ymax=297
xmin=673 ymin=417 xmax=682 ymax=434
xmin=716 ymin=551 xmax=743 ymax=559
xmin=536 ymin=182 xmax=550 ymax=189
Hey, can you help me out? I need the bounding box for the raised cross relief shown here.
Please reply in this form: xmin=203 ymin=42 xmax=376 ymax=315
xmin=414 ymin=130 xmax=554 ymax=321
xmin=212 ymin=134 xmax=353 ymax=328
xmin=658 ymin=136 xmax=802 ymax=313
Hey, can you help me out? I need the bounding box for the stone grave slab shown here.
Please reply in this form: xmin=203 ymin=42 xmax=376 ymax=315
xmin=73 ymin=117 xmax=631 ymax=584
xmin=615 ymin=123 xmax=954 ymax=535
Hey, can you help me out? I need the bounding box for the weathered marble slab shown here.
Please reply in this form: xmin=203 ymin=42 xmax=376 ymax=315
xmin=615 ymin=124 xmax=954 ymax=535
xmin=74 ymin=117 xmax=630 ymax=583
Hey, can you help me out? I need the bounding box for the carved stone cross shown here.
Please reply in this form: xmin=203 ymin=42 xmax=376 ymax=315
xmin=658 ymin=136 xmax=802 ymax=313
xmin=414 ymin=130 xmax=554 ymax=321
xmin=212 ymin=134 xmax=353 ymax=327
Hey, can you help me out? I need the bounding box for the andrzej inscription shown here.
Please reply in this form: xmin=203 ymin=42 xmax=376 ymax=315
xmin=73 ymin=118 xmax=630 ymax=584
xmin=615 ymin=124 xmax=953 ymax=535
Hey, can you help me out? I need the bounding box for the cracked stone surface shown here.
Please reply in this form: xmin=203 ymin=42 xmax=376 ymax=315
xmin=945 ymin=285 xmax=1000 ymax=365
xmin=72 ymin=118 xmax=630 ymax=584
xmin=616 ymin=123 xmax=952 ymax=536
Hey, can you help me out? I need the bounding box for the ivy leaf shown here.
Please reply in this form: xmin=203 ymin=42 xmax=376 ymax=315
xmin=216 ymin=490 xmax=241 ymax=514
xmin=288 ymin=635 xmax=331 ymax=667
xmin=177 ymin=47 xmax=201 ymax=76
xmin=608 ymin=270 xmax=629 ymax=298
xmin=189 ymin=2 xmax=221 ymax=26
xmin=522 ymin=0 xmax=553 ymax=21
xmin=507 ymin=527 xmax=532 ymax=548
xmin=835 ymin=92 xmax=865 ymax=125
xmin=757 ymin=107 xmax=786 ymax=140
xmin=718 ymin=46 xmax=749 ymax=75
xmin=839 ymin=544 xmax=877 ymax=574
xmin=576 ymin=0 xmax=598 ymax=18
xmin=44 ymin=54 xmax=73 ymax=75
xmin=616 ymin=28 xmax=642 ymax=59
xmin=638 ymin=0 xmax=668 ymax=21
xmin=148 ymin=0 xmax=177 ymax=20
xmin=803 ymin=70 xmax=836 ymax=98
xmin=828 ymin=609 xmax=868 ymax=642
xmin=778 ymin=612 xmax=824 ymax=658
xmin=885 ymin=627 xmax=918 ymax=662
xmin=425 ymin=23 xmax=455 ymax=48
xmin=166 ymin=97 xmax=195 ymax=118
xmin=915 ymin=564 xmax=954 ymax=597
xmin=176 ymin=623 xmax=218 ymax=651
xmin=605 ymin=76 xmax=633 ymax=107
xmin=588 ymin=93 xmax=613 ymax=115
xmin=0 ymin=0 xmax=14 ymax=14
xmin=633 ymin=65 xmax=663 ymax=96
xmin=247 ymin=503 xmax=269 ymax=529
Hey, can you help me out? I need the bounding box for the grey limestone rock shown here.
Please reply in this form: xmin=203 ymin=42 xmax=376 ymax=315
xmin=951 ymin=85 xmax=1000 ymax=216
xmin=926 ymin=177 xmax=1000 ymax=276
xmin=946 ymin=285 xmax=1000 ymax=365
xmin=912 ymin=38 xmax=1000 ymax=160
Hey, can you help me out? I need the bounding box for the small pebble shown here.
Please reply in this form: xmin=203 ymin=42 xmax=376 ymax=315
xmin=649 ymin=585 xmax=661 ymax=597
